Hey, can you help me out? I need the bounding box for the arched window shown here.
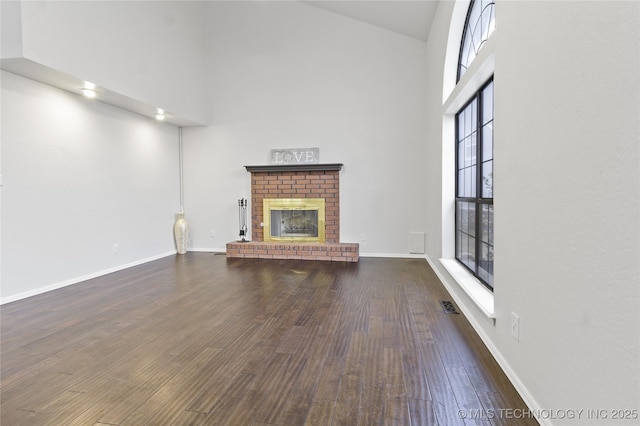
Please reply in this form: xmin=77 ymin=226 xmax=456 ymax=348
xmin=454 ymin=0 xmax=495 ymax=290
xmin=458 ymin=0 xmax=495 ymax=81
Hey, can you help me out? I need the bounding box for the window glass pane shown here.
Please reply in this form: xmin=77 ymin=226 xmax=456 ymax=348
xmin=461 ymin=232 xmax=469 ymax=263
xmin=482 ymin=124 xmax=493 ymax=161
xmin=458 ymin=141 xmax=465 ymax=169
xmin=488 ymin=204 xmax=493 ymax=245
xmin=471 ymin=99 xmax=477 ymax=132
xmin=481 ymin=1 xmax=495 ymax=42
xmin=468 ymin=235 xmax=476 ymax=269
xmin=471 ymin=25 xmax=481 ymax=57
xmin=458 ymin=169 xmax=464 ymax=197
xmin=469 ymin=4 xmax=481 ymax=54
xmin=464 ymin=104 xmax=472 ymax=137
xmin=482 ymin=81 xmax=494 ymax=124
xmin=459 ymin=32 xmax=472 ymax=76
xmin=462 ymin=138 xmax=468 ymax=167
xmin=469 ymin=133 xmax=477 ymax=166
xmin=481 ymin=204 xmax=493 ymax=244
xmin=457 ymin=200 xmax=478 ymax=272
xmin=482 ymin=160 xmax=493 ymax=198
xmin=462 ymin=202 xmax=469 ymax=232
xmin=462 ymin=168 xmax=469 ymax=197
xmin=462 ymin=168 xmax=467 ymax=197
xmin=467 ymin=203 xmax=474 ymax=234
xmin=457 ymin=111 xmax=464 ymax=139
xmin=459 ymin=202 xmax=474 ymax=234
xmin=478 ymin=242 xmax=494 ymax=288
xmin=479 ymin=202 xmax=494 ymax=287
xmin=464 ymin=136 xmax=473 ymax=167
xmin=456 ymin=202 xmax=463 ymax=259
xmin=469 ymin=165 xmax=476 ymax=197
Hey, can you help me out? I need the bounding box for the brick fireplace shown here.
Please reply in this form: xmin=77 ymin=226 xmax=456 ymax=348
xmin=226 ymin=164 xmax=359 ymax=262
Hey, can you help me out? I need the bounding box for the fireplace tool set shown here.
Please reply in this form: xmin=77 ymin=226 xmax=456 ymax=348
xmin=238 ymin=198 xmax=248 ymax=242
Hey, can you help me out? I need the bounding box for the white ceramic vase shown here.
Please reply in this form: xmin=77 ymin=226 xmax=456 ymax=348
xmin=174 ymin=212 xmax=189 ymax=254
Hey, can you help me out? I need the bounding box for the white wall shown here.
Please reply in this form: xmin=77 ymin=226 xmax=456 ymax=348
xmin=8 ymin=0 xmax=207 ymax=125
xmin=0 ymin=1 xmax=23 ymax=58
xmin=184 ymin=0 xmax=430 ymax=255
xmin=424 ymin=1 xmax=640 ymax=424
xmin=1 ymin=71 xmax=181 ymax=303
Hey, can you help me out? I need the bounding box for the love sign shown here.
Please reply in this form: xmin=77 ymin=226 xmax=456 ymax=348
xmin=271 ymin=148 xmax=319 ymax=164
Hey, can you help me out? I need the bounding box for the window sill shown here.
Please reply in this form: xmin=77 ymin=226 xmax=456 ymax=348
xmin=439 ymin=258 xmax=495 ymax=321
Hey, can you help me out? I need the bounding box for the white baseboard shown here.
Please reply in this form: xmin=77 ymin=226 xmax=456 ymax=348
xmin=359 ymin=252 xmax=427 ymax=259
xmin=424 ymin=255 xmax=549 ymax=426
xmin=188 ymin=247 xmax=227 ymax=253
xmin=0 ymin=251 xmax=177 ymax=305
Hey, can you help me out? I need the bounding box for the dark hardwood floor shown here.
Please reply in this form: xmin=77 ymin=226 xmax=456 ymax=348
xmin=1 ymin=253 xmax=537 ymax=425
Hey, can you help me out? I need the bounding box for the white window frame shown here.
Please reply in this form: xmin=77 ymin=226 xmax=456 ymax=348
xmin=440 ymin=0 xmax=496 ymax=319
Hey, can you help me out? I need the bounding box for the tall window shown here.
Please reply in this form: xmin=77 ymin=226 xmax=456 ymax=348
xmin=455 ymin=80 xmax=493 ymax=289
xmin=455 ymin=0 xmax=495 ymax=290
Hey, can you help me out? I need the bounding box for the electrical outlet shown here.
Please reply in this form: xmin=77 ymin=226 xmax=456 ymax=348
xmin=360 ymin=234 xmax=366 ymax=242
xmin=511 ymin=312 xmax=520 ymax=341
xmin=113 ymin=243 xmax=119 ymax=254
xmin=210 ymin=230 xmax=216 ymax=238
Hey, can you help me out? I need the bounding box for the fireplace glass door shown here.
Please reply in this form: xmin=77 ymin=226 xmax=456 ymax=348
xmin=271 ymin=210 xmax=318 ymax=238
xmin=263 ymin=198 xmax=325 ymax=243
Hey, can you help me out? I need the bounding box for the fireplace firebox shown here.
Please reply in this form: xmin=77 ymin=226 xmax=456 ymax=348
xmin=263 ymin=198 xmax=325 ymax=243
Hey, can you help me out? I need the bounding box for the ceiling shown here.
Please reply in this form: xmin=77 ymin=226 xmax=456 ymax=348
xmin=303 ymin=0 xmax=440 ymax=41
xmin=1 ymin=1 xmax=441 ymax=127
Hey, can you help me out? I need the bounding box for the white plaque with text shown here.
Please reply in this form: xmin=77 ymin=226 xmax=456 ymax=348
xmin=271 ymin=148 xmax=319 ymax=164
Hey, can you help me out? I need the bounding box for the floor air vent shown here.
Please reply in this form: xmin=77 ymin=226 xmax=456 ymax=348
xmin=440 ymin=300 xmax=460 ymax=314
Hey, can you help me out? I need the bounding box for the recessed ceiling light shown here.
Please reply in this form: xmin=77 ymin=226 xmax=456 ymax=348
xmin=155 ymin=109 xmax=166 ymax=121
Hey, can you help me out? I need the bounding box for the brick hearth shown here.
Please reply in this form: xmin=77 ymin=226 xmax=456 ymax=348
xmin=226 ymin=164 xmax=358 ymax=262
xmin=226 ymin=241 xmax=358 ymax=262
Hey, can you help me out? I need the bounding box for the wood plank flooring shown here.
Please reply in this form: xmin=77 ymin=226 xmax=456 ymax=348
xmin=1 ymin=254 xmax=537 ymax=425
